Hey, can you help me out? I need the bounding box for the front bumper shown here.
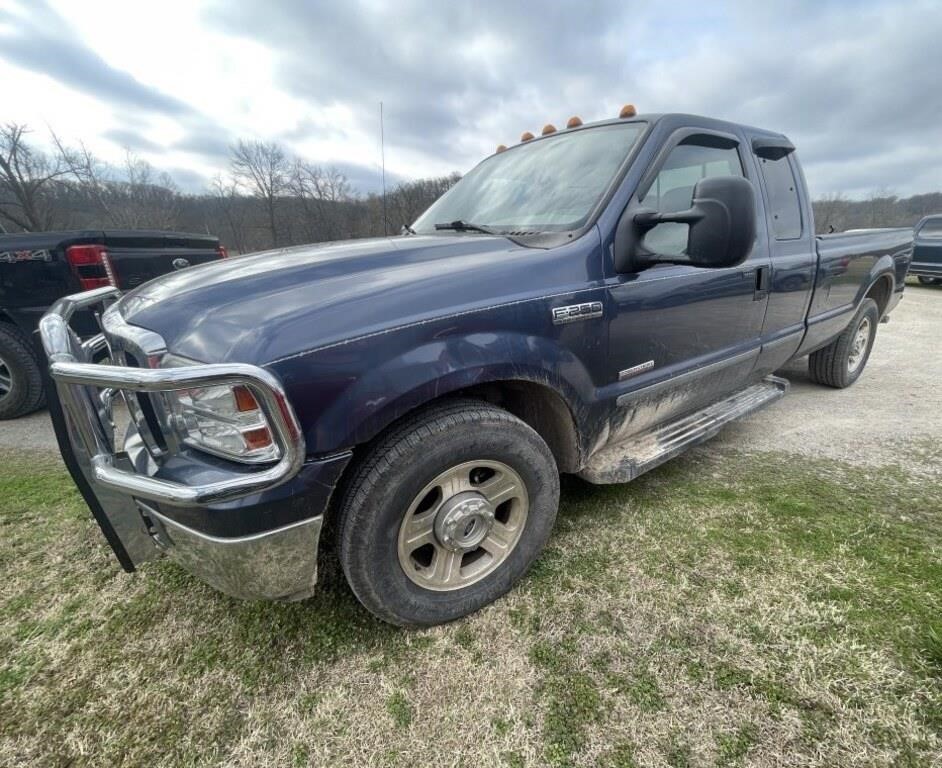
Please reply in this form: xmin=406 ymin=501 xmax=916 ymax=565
xmin=39 ymin=287 xmax=349 ymax=600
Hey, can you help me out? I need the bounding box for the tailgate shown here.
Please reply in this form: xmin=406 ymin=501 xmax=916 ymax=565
xmin=102 ymin=231 xmax=223 ymax=289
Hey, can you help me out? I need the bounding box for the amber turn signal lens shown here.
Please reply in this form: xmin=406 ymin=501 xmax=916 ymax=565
xmin=233 ymin=384 xmax=260 ymax=413
xmin=242 ymin=426 xmax=274 ymax=450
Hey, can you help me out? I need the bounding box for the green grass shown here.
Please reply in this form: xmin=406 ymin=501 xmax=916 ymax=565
xmin=1 ymin=446 xmax=940 ymax=766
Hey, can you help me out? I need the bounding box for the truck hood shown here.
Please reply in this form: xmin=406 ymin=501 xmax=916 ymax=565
xmin=117 ymin=234 xmax=532 ymax=364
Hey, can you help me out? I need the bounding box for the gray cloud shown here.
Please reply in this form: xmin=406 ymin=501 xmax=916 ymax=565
xmin=332 ymin=161 xmax=407 ymax=196
xmin=174 ymin=131 xmax=232 ymax=160
xmin=165 ymin=166 xmax=212 ymax=191
xmin=103 ymin=128 xmax=163 ymax=154
xmin=4 ymin=0 xmax=940 ymax=199
xmin=204 ymin=0 xmax=942 ymax=198
xmin=0 ymin=0 xmax=195 ymax=117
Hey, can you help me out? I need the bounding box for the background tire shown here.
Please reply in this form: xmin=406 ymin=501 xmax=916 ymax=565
xmin=336 ymin=398 xmax=560 ymax=626
xmin=807 ymin=298 xmax=879 ymax=389
xmin=916 ymin=276 xmax=941 ymax=286
xmin=0 ymin=322 xmax=45 ymax=420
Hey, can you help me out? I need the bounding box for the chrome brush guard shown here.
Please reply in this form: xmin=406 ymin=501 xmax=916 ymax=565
xmin=38 ymin=287 xmax=306 ymax=571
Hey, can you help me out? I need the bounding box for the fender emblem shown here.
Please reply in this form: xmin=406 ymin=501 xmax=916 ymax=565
xmin=552 ymin=301 xmax=603 ymax=325
xmin=172 ymin=257 xmax=191 ymax=270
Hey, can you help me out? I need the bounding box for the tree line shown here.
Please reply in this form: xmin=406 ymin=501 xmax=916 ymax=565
xmin=1 ymin=122 xmax=938 ymax=251
xmin=0 ymin=123 xmax=458 ymax=252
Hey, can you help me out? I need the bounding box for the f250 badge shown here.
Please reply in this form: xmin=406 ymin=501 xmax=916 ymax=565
xmin=0 ymin=249 xmax=51 ymax=264
xmin=552 ymin=301 xmax=603 ymax=325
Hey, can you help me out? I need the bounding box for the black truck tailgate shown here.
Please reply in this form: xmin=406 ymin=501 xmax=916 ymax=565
xmin=101 ymin=230 xmax=223 ymax=289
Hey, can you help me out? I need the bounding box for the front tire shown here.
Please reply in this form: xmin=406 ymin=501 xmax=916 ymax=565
xmin=807 ymin=298 xmax=879 ymax=388
xmin=0 ymin=322 xmax=45 ymax=420
xmin=336 ymin=399 xmax=560 ymax=626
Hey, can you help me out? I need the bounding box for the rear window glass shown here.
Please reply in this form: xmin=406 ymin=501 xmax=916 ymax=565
xmin=757 ymin=154 xmax=802 ymax=239
xmin=918 ymin=218 xmax=942 ymax=238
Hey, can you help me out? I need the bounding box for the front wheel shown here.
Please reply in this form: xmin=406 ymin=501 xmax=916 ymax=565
xmin=808 ymin=298 xmax=879 ymax=388
xmin=336 ymin=399 xmax=560 ymax=626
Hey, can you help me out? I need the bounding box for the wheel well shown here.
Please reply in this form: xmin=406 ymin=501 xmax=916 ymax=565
xmin=450 ymin=380 xmax=582 ymax=472
xmin=865 ymin=274 xmax=893 ymax=317
xmin=348 ymin=380 xmax=583 ymax=475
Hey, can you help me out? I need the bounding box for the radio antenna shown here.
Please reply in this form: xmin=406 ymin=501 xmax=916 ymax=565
xmin=380 ymin=101 xmax=388 ymax=236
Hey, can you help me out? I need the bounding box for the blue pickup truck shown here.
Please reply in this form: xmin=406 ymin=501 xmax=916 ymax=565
xmin=911 ymin=214 xmax=942 ymax=285
xmin=39 ymin=110 xmax=913 ymax=626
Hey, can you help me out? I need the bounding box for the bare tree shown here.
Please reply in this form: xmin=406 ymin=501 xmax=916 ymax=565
xmin=109 ymin=152 xmax=180 ymax=229
xmin=814 ymin=191 xmax=847 ymax=233
xmin=390 ymin=173 xmax=460 ymax=231
xmin=0 ymin=123 xmax=71 ymax=231
xmin=289 ymin=161 xmax=352 ymax=243
xmin=230 ymin=140 xmax=289 ymax=247
xmin=209 ymin=175 xmax=249 ymax=254
xmin=866 ymin=187 xmax=898 ymax=228
xmin=51 ymin=138 xmax=180 ymax=230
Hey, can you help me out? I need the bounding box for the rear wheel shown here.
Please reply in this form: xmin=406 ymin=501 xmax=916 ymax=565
xmin=0 ymin=323 xmax=45 ymax=420
xmin=807 ymin=298 xmax=879 ymax=389
xmin=336 ymin=399 xmax=559 ymax=626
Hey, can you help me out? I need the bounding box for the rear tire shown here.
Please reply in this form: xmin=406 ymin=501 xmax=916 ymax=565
xmin=807 ymin=298 xmax=879 ymax=389
xmin=336 ymin=398 xmax=560 ymax=626
xmin=0 ymin=323 xmax=45 ymax=420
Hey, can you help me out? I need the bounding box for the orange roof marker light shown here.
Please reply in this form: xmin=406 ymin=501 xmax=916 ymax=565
xmin=566 ymin=116 xmax=583 ymax=128
xmin=619 ymin=104 xmax=637 ymax=119
xmin=520 ymin=131 xmax=535 ymax=142
xmin=496 ymin=144 xmax=508 ymax=153
xmin=541 ymin=123 xmax=557 ymax=136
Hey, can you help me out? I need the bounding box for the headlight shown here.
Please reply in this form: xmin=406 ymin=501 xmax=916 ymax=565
xmin=160 ymin=354 xmax=281 ymax=463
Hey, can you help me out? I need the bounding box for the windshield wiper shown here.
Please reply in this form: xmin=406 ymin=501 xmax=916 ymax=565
xmin=433 ymin=220 xmax=499 ymax=235
xmin=432 ymin=219 xmax=541 ymax=248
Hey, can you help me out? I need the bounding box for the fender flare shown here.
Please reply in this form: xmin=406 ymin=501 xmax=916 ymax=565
xmin=301 ymin=332 xmax=596 ymax=456
xmin=856 ymin=254 xmax=896 ymax=315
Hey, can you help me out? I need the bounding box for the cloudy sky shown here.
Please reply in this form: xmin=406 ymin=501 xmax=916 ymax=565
xmin=1 ymin=0 xmax=939 ymax=198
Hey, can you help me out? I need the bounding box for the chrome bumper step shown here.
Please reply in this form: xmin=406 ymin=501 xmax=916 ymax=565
xmin=579 ymin=375 xmax=789 ymax=484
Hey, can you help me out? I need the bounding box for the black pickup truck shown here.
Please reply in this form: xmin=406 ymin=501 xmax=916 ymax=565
xmin=40 ymin=111 xmax=914 ymax=626
xmin=0 ymin=229 xmax=226 ymax=418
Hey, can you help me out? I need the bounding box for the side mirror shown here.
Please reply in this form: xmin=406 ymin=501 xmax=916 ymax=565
xmin=614 ymin=175 xmax=757 ymax=272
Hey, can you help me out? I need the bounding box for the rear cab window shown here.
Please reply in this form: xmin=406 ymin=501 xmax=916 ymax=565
xmin=757 ymin=153 xmax=803 ymax=240
xmin=917 ymin=217 xmax=942 ymax=239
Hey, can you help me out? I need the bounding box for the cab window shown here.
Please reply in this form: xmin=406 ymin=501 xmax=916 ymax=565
xmin=758 ymin=154 xmax=802 ymax=239
xmin=639 ymin=142 xmax=744 ymax=256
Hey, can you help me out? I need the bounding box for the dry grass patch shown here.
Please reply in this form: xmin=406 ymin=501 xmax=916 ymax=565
xmin=1 ymin=445 xmax=940 ymax=767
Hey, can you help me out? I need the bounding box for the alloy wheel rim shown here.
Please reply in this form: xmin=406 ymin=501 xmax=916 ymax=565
xmin=397 ymin=459 xmax=529 ymax=592
xmin=847 ymin=317 xmax=871 ymax=373
xmin=0 ymin=355 xmax=11 ymax=400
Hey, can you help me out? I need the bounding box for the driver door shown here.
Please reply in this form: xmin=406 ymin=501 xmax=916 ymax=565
xmin=605 ymin=129 xmax=771 ymax=437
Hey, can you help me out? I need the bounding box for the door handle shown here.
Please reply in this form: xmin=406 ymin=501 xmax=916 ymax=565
xmin=753 ymin=266 xmax=770 ymax=300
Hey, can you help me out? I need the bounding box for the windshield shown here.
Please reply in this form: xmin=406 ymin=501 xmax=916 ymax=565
xmin=412 ymin=122 xmax=646 ymax=235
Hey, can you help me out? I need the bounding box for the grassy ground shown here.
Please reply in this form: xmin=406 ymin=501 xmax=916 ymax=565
xmin=1 ymin=446 xmax=940 ymax=767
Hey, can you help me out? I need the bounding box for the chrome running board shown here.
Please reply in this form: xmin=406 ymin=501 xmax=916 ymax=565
xmin=579 ymin=375 xmax=789 ymax=484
